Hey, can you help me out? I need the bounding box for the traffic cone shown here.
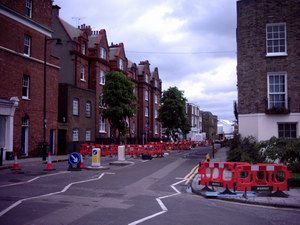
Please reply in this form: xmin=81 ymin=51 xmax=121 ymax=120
xmin=80 ymin=152 xmax=85 ymax=169
xmin=11 ymin=153 xmax=21 ymax=171
xmin=44 ymin=151 xmax=55 ymax=171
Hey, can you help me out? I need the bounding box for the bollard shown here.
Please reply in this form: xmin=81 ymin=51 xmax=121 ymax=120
xmin=118 ymin=145 xmax=125 ymax=161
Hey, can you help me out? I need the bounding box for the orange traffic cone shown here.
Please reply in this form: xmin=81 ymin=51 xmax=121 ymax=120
xmin=80 ymin=153 xmax=85 ymax=169
xmin=11 ymin=153 xmax=21 ymax=171
xmin=44 ymin=151 xmax=55 ymax=171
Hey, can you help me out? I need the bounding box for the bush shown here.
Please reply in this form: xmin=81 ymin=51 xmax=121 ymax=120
xmin=262 ymin=137 xmax=300 ymax=173
xmin=227 ymin=134 xmax=265 ymax=163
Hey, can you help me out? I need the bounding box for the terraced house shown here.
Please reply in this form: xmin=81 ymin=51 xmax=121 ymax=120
xmin=237 ymin=0 xmax=300 ymax=140
xmin=0 ymin=0 xmax=162 ymax=158
xmin=0 ymin=0 xmax=60 ymax=158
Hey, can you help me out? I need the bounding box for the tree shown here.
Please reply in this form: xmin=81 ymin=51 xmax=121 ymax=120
xmin=158 ymin=86 xmax=190 ymax=140
xmin=103 ymin=71 xmax=136 ymax=139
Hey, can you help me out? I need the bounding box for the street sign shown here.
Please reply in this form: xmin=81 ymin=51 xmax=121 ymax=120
xmin=68 ymin=152 xmax=81 ymax=170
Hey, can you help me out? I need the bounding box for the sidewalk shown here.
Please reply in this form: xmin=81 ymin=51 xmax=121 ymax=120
xmin=191 ymin=147 xmax=300 ymax=209
xmin=0 ymin=155 xmax=69 ymax=170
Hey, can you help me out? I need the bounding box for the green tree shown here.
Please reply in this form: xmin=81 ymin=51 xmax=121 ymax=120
xmin=103 ymin=71 xmax=136 ymax=139
xmin=158 ymin=86 xmax=190 ymax=140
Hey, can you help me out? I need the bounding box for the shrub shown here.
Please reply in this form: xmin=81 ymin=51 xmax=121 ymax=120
xmin=227 ymin=134 xmax=265 ymax=163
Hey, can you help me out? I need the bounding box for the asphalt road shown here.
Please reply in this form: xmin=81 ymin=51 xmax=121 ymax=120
xmin=0 ymin=147 xmax=299 ymax=225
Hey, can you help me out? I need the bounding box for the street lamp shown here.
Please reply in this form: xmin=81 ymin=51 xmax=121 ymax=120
xmin=43 ymin=36 xmax=62 ymax=160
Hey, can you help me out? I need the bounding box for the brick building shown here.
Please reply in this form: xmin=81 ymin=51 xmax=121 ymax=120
xmin=186 ymin=103 xmax=202 ymax=139
xmin=0 ymin=0 xmax=60 ymax=158
xmin=202 ymin=111 xmax=218 ymax=140
xmin=237 ymin=0 xmax=300 ymax=140
xmin=51 ymin=5 xmax=162 ymax=151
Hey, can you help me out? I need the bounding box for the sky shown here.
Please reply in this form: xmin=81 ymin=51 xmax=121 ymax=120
xmin=53 ymin=0 xmax=237 ymax=121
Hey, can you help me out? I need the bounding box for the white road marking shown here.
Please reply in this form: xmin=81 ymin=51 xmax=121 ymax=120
xmin=128 ymin=179 xmax=186 ymax=225
xmin=0 ymin=171 xmax=71 ymax=188
xmin=0 ymin=172 xmax=115 ymax=217
xmin=184 ymin=165 xmax=199 ymax=185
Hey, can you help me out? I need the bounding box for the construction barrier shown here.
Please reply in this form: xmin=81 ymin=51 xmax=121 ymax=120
xmin=198 ymin=162 xmax=292 ymax=194
xmin=234 ymin=163 xmax=292 ymax=192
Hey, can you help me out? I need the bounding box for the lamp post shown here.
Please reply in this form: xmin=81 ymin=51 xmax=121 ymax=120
xmin=43 ymin=36 xmax=61 ymax=160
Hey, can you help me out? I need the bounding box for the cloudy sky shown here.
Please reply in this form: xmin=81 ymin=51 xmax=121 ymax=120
xmin=53 ymin=0 xmax=237 ymax=121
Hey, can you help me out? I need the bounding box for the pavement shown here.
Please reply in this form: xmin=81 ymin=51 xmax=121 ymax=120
xmin=1 ymin=148 xmax=300 ymax=209
xmin=191 ymin=147 xmax=300 ymax=209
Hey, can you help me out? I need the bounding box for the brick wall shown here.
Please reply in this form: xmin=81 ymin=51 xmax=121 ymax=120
xmin=237 ymin=0 xmax=300 ymax=114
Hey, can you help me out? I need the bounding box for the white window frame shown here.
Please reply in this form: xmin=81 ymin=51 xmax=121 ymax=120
xmin=155 ymin=123 xmax=158 ymax=134
xmin=85 ymin=101 xmax=91 ymax=118
xmin=145 ymin=90 xmax=148 ymax=101
xmin=267 ymin=72 xmax=287 ymax=109
xmin=100 ymin=47 xmax=107 ymax=60
xmin=73 ymin=98 xmax=79 ymax=116
xmin=24 ymin=35 xmax=31 ymax=56
xmin=145 ymin=107 xmax=149 ymax=117
xmin=25 ymin=0 xmax=32 ymax=18
xmin=85 ymin=129 xmax=91 ymax=141
xmin=99 ymin=116 xmax=106 ymax=133
xmin=81 ymin=42 xmax=86 ymax=55
xmin=72 ymin=128 xmax=79 ymax=141
xmin=80 ymin=64 xmax=85 ymax=81
xmin=22 ymin=75 xmax=30 ymax=99
xmin=266 ymin=23 xmax=287 ymax=57
xmin=99 ymin=70 xmax=105 ymax=85
xmin=99 ymin=93 xmax=105 ymax=108
xmin=118 ymin=58 xmax=125 ymax=70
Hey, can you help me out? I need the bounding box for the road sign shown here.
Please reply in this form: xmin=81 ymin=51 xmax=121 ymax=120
xmin=92 ymin=148 xmax=101 ymax=167
xmin=68 ymin=152 xmax=81 ymax=169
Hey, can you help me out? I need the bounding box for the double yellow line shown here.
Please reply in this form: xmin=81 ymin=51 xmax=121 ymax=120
xmin=184 ymin=164 xmax=199 ymax=185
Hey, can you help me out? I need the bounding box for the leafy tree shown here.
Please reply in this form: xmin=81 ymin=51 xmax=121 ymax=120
xmin=103 ymin=71 xmax=136 ymax=138
xmin=158 ymin=86 xmax=190 ymax=140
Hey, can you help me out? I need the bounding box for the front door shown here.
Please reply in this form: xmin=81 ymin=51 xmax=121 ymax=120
xmin=57 ymin=129 xmax=67 ymax=155
xmin=21 ymin=118 xmax=29 ymax=156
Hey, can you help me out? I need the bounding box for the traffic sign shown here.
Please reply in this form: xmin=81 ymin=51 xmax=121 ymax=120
xmin=68 ymin=152 xmax=81 ymax=170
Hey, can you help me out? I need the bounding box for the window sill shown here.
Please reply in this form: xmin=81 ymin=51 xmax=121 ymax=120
xmin=266 ymin=53 xmax=288 ymax=57
xmin=22 ymin=97 xmax=31 ymax=100
xmin=80 ymin=79 xmax=86 ymax=82
xmin=99 ymin=130 xmax=107 ymax=133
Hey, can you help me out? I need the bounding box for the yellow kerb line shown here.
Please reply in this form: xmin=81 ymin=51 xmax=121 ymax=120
xmin=184 ymin=164 xmax=199 ymax=185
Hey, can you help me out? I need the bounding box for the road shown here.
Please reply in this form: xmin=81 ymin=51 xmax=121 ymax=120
xmin=0 ymin=147 xmax=299 ymax=225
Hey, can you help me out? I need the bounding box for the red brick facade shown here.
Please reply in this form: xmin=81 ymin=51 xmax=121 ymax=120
xmin=0 ymin=0 xmax=59 ymax=157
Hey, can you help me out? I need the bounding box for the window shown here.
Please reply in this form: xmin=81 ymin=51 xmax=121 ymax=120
xmin=25 ymin=0 xmax=32 ymax=18
xmin=145 ymin=107 xmax=149 ymax=117
xmin=266 ymin=23 xmax=287 ymax=56
xmin=99 ymin=70 xmax=105 ymax=85
xmin=145 ymin=75 xmax=149 ymax=83
xmin=155 ymin=80 xmax=158 ymax=87
xmin=99 ymin=94 xmax=105 ymax=107
xmin=73 ymin=98 xmax=79 ymax=116
xmin=72 ymin=128 xmax=79 ymax=141
xmin=24 ymin=35 xmax=31 ymax=56
xmin=155 ymin=95 xmax=158 ymax=104
xmin=85 ymin=130 xmax=91 ymax=141
xmin=278 ymin=123 xmax=297 ymax=138
xmin=155 ymin=123 xmax=158 ymax=134
xmin=155 ymin=109 xmax=158 ymax=119
xmin=22 ymin=75 xmax=30 ymax=99
xmin=85 ymin=101 xmax=91 ymax=118
xmin=145 ymin=90 xmax=148 ymax=101
xmin=118 ymin=58 xmax=125 ymax=70
xmin=268 ymin=73 xmax=287 ymax=109
xmin=80 ymin=65 xmax=85 ymax=81
xmin=100 ymin=47 xmax=107 ymax=60
xmin=81 ymin=42 xmax=86 ymax=55
xmin=99 ymin=116 xmax=106 ymax=132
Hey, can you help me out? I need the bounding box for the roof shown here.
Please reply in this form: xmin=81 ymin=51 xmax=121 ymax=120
xmin=59 ymin=17 xmax=82 ymax=40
